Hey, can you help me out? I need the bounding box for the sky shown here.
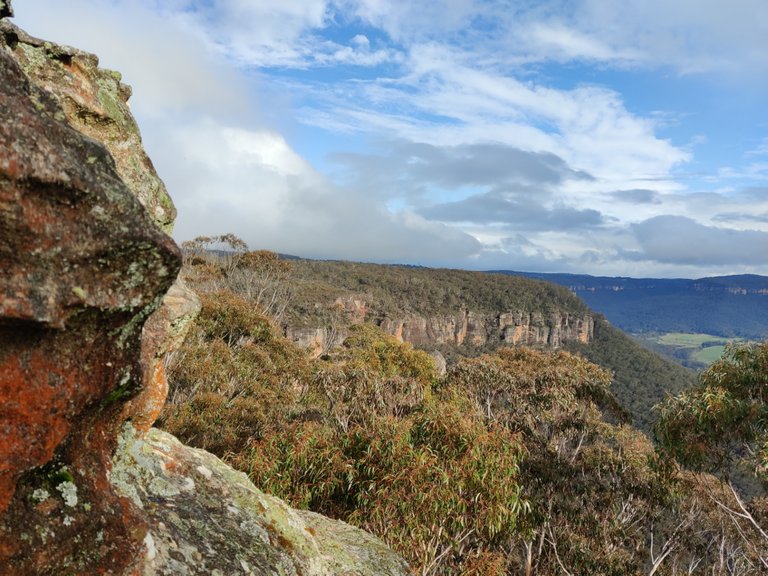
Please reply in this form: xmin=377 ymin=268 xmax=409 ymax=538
xmin=13 ymin=0 xmax=768 ymax=278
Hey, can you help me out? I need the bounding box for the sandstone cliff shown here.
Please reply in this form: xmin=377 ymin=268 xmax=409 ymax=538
xmin=282 ymin=260 xmax=595 ymax=358
xmin=0 ymin=6 xmax=407 ymax=574
xmin=286 ymin=294 xmax=594 ymax=358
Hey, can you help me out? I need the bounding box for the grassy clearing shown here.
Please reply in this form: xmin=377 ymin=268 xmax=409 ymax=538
xmin=644 ymin=332 xmax=751 ymax=368
xmin=657 ymin=332 xmax=726 ymax=347
xmin=693 ymin=345 xmax=728 ymax=365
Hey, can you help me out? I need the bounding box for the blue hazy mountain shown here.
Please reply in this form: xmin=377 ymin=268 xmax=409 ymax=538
xmin=493 ymin=272 xmax=768 ymax=339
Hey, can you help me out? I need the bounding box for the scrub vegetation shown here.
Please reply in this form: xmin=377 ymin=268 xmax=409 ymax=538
xmin=159 ymin=237 xmax=768 ymax=575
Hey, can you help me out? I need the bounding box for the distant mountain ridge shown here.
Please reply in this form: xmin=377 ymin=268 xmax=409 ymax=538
xmin=494 ymin=271 xmax=768 ymax=339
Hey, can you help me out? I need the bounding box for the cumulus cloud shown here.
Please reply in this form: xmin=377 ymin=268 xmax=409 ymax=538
xmin=713 ymin=212 xmax=768 ymax=225
xmin=13 ymin=1 xmax=768 ymax=276
xmin=420 ymin=189 xmax=606 ymax=230
xmin=152 ymin=120 xmax=482 ymax=264
xmin=296 ymin=42 xmax=690 ymax=191
xmin=331 ymin=141 xmax=593 ymax=198
xmin=632 ymin=216 xmax=768 ymax=266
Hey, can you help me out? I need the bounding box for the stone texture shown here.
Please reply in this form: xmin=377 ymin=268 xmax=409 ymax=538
xmin=0 ymin=20 xmax=176 ymax=233
xmin=124 ymin=278 xmax=200 ymax=434
xmin=0 ymin=27 xmax=180 ymax=573
xmin=0 ymin=1 xmax=11 ymax=19
xmin=0 ymin=16 xmax=200 ymax=435
xmin=429 ymin=350 xmax=447 ymax=376
xmin=111 ymin=426 xmax=410 ymax=576
xmin=285 ymin=325 xmax=346 ymax=358
xmin=289 ymin=309 xmax=594 ymax=355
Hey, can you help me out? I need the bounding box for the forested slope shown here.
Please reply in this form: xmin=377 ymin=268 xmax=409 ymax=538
xmin=158 ymin=245 xmax=768 ymax=574
xmin=284 ymin=259 xmax=697 ymax=431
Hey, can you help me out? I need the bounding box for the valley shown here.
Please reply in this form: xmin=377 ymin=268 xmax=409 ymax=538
xmin=498 ymin=271 xmax=768 ymax=340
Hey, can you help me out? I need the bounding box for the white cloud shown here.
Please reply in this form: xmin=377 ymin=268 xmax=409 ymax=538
xmin=549 ymin=0 xmax=768 ymax=77
xmin=189 ymin=0 xmax=330 ymax=67
xmin=347 ymin=0 xmax=478 ymax=42
xmin=632 ymin=216 xmax=768 ymax=266
xmin=15 ymin=0 xmax=247 ymax=118
xmin=149 ymin=119 xmax=482 ymax=263
xmin=295 ymin=42 xmax=689 ymax=191
xmin=12 ymin=0 xmax=768 ymax=277
xmin=521 ymin=22 xmax=642 ymax=63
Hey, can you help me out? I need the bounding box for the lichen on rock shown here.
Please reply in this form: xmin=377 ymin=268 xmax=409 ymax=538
xmin=111 ymin=425 xmax=410 ymax=576
xmin=0 ymin=9 xmax=181 ymax=571
xmin=0 ymin=19 xmax=176 ymax=233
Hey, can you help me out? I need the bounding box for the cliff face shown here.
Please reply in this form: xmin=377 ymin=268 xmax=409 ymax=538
xmin=0 ymin=7 xmax=407 ymax=575
xmin=287 ymin=297 xmax=594 ymax=358
xmin=379 ymin=310 xmax=594 ymax=347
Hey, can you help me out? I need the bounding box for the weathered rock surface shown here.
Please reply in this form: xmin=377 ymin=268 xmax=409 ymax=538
xmin=0 ymin=15 xmax=180 ymax=572
xmin=0 ymin=20 xmax=176 ymax=232
xmin=125 ymin=277 xmax=200 ymax=434
xmin=0 ymin=20 xmax=202 ymax=435
xmin=112 ymin=426 xmax=410 ymax=576
xmin=379 ymin=310 xmax=593 ymax=347
xmin=287 ymin=308 xmax=594 ymax=357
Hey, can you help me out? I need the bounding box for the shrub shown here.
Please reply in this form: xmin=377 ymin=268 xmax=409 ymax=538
xmin=239 ymin=398 xmax=527 ymax=576
xmin=309 ymin=324 xmax=438 ymax=431
xmin=159 ymin=291 xmax=309 ymax=455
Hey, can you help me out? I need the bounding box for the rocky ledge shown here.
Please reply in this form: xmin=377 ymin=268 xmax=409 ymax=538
xmin=112 ymin=425 xmax=409 ymax=576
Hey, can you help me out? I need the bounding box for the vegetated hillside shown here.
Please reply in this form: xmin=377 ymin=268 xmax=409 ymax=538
xmin=497 ymin=271 xmax=768 ymax=339
xmin=285 ymin=259 xmax=696 ymax=432
xmin=564 ymin=317 xmax=696 ymax=432
xmin=287 ymin=259 xmax=588 ymax=323
xmin=160 ymin=249 xmax=768 ymax=575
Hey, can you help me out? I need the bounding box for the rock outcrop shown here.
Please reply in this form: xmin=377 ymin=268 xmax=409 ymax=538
xmin=379 ymin=310 xmax=593 ymax=347
xmin=0 ymin=15 xmax=180 ymax=571
xmin=0 ymin=20 xmax=176 ymax=232
xmin=112 ymin=425 xmax=409 ymax=576
xmin=0 ymin=7 xmax=408 ymax=575
xmin=287 ymin=308 xmax=594 ymax=358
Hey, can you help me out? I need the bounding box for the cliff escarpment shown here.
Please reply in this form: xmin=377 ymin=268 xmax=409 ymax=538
xmin=284 ymin=259 xmax=594 ymax=357
xmin=288 ymin=305 xmax=593 ymax=357
xmin=504 ymin=270 xmax=768 ymax=339
xmin=281 ymin=259 xmax=695 ymax=431
xmin=0 ymin=6 xmax=408 ymax=574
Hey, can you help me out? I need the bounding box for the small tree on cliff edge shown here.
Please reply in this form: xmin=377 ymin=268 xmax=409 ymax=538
xmin=181 ymin=234 xmax=292 ymax=320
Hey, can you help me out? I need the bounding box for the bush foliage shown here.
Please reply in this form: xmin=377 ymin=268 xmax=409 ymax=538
xmin=160 ymin=239 xmax=767 ymax=575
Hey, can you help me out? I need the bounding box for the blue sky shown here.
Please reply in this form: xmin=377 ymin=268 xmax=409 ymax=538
xmin=14 ymin=0 xmax=768 ymax=277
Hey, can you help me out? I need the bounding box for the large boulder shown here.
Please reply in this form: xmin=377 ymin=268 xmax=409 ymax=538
xmin=0 ymin=16 xmax=180 ymax=573
xmin=112 ymin=426 xmax=410 ymax=576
